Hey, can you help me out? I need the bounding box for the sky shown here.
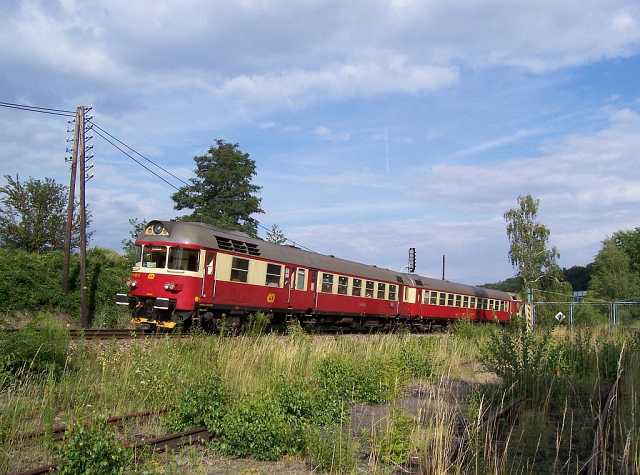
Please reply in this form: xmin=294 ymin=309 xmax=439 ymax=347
xmin=1 ymin=0 xmax=640 ymax=285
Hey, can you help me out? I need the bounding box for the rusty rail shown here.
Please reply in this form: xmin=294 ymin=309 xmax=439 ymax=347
xmin=10 ymin=426 xmax=211 ymax=475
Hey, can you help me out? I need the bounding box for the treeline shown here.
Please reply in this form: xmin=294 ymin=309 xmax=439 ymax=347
xmin=485 ymin=227 xmax=640 ymax=301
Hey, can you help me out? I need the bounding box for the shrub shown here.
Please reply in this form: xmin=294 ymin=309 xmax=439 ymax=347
xmin=371 ymin=409 xmax=415 ymax=465
xmin=56 ymin=422 xmax=130 ymax=475
xmin=0 ymin=314 xmax=69 ymax=376
xmin=305 ymin=425 xmax=360 ymax=473
xmin=480 ymin=318 xmax=561 ymax=400
xmin=394 ymin=339 xmax=436 ymax=379
xmin=218 ymin=396 xmax=294 ymax=460
xmin=165 ymin=374 xmax=226 ymax=434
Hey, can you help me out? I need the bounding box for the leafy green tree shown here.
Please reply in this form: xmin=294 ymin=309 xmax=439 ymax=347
xmin=0 ymin=175 xmax=88 ymax=253
xmin=121 ymin=217 xmax=146 ymax=265
xmin=612 ymin=228 xmax=640 ymax=274
xmin=589 ymin=238 xmax=640 ymax=300
xmin=562 ymin=264 xmax=593 ymax=291
xmin=504 ymin=195 xmax=561 ymax=297
xmin=265 ymin=223 xmax=287 ymax=245
xmin=172 ymin=140 xmax=263 ymax=236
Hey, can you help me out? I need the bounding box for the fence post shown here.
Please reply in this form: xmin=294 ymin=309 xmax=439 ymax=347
xmin=569 ymin=302 xmax=574 ymax=327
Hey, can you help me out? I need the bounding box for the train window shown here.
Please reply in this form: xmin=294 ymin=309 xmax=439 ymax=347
xmin=321 ymin=273 xmax=334 ymax=293
xmin=265 ymin=263 xmax=282 ymax=287
xmin=447 ymin=294 xmax=454 ymax=306
xmin=377 ymin=283 xmax=386 ymax=299
xmin=295 ymin=268 xmax=306 ymax=290
xmin=483 ymin=299 xmax=489 ymax=310
xmin=439 ymin=293 xmax=446 ymax=305
xmin=230 ymin=257 xmax=249 ymax=282
xmin=365 ymin=281 xmax=374 ymax=298
xmin=389 ymin=285 xmax=397 ymax=301
xmin=463 ymin=296 xmax=469 ymax=307
xmin=168 ymin=247 xmax=200 ymax=272
xmin=430 ymin=291 xmax=438 ymax=305
xmin=134 ymin=245 xmax=142 ymax=265
xmin=455 ymin=295 xmax=462 ymax=307
xmin=470 ymin=297 xmax=476 ymax=308
xmin=352 ymin=278 xmax=362 ymax=296
xmin=337 ymin=276 xmax=348 ymax=295
xmin=422 ymin=290 xmax=429 ymax=304
xmin=142 ymin=246 xmax=167 ymax=269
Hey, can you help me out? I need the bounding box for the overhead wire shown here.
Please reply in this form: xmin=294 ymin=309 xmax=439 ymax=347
xmin=0 ymin=102 xmax=75 ymax=117
xmin=0 ymin=99 xmax=318 ymax=253
xmin=93 ymin=128 xmax=182 ymax=191
xmin=88 ymin=120 xmax=190 ymax=187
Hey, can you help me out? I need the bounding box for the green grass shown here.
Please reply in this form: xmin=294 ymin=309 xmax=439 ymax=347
xmin=1 ymin=321 xmax=639 ymax=473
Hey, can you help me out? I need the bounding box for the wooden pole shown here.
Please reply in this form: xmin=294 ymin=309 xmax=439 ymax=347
xmin=62 ymin=108 xmax=81 ymax=294
xmin=78 ymin=107 xmax=88 ymax=328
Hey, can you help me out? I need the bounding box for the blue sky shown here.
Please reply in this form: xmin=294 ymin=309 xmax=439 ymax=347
xmin=1 ymin=0 xmax=640 ymax=284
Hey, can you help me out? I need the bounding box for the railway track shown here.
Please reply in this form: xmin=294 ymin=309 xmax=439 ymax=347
xmin=12 ymin=426 xmax=212 ymax=475
xmin=0 ymin=328 xmax=184 ymax=340
xmin=10 ymin=409 xmax=211 ymax=475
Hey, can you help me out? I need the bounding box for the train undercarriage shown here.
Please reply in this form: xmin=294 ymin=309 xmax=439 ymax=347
xmin=118 ymin=294 xmax=456 ymax=334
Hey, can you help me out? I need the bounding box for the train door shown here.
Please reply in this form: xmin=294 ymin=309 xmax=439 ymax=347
xmin=202 ymin=250 xmax=216 ymax=301
xmin=290 ymin=267 xmax=314 ymax=311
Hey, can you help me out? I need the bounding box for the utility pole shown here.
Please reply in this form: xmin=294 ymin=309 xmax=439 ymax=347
xmin=78 ymin=106 xmax=89 ymax=328
xmin=441 ymin=254 xmax=446 ymax=280
xmin=62 ymin=108 xmax=81 ymax=294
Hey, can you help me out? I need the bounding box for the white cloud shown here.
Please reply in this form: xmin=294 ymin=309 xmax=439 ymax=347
xmin=313 ymin=125 xmax=351 ymax=143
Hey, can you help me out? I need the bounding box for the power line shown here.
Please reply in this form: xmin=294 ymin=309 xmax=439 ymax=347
xmin=0 ymin=100 xmax=75 ymax=114
xmin=0 ymin=102 xmax=75 ymax=117
xmin=88 ymin=121 xmax=190 ymax=187
xmin=93 ymin=128 xmax=182 ymax=191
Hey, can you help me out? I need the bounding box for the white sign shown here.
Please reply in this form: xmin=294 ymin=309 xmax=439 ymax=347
xmin=555 ymin=311 xmax=566 ymax=323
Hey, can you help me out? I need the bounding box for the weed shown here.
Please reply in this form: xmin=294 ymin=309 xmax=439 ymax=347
xmin=370 ymin=409 xmax=415 ymax=466
xmin=217 ymin=395 xmax=294 ymax=461
xmin=56 ymin=422 xmax=130 ymax=475
xmin=305 ymin=425 xmax=360 ymax=473
xmin=244 ymin=311 xmax=270 ymax=336
xmin=165 ymin=373 xmax=227 ymax=434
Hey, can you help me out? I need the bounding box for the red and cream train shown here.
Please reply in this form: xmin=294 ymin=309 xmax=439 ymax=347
xmin=116 ymin=220 xmax=520 ymax=331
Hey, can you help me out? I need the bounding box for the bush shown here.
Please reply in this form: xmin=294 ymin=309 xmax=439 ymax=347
xmin=0 ymin=248 xmax=129 ymax=322
xmin=305 ymin=425 xmax=360 ymax=473
xmin=371 ymin=409 xmax=415 ymax=465
xmin=217 ymin=396 xmax=295 ymax=460
xmin=56 ymin=422 xmax=130 ymax=475
xmin=394 ymin=339 xmax=436 ymax=379
xmin=166 ymin=374 xmax=227 ymax=434
xmin=480 ymin=318 xmax=560 ymax=401
xmin=314 ymin=356 xmax=394 ymax=424
xmin=0 ymin=315 xmax=69 ymax=376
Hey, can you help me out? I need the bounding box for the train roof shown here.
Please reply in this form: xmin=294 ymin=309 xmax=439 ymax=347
xmin=138 ymin=220 xmax=515 ymax=300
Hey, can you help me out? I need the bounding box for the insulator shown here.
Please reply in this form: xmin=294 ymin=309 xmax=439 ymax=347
xmin=86 ymin=154 xmax=95 ymax=160
xmin=66 ymin=148 xmax=72 ymax=153
xmin=85 ymin=115 xmax=94 ymax=122
xmin=67 ymin=119 xmax=75 ymax=124
xmin=85 ymin=145 xmax=94 ymax=152
xmin=85 ymin=135 xmax=93 ymax=141
xmin=85 ymin=173 xmax=95 ymax=181
xmin=66 ymin=137 xmax=74 ymax=142
xmin=86 ymin=163 xmax=94 ymax=172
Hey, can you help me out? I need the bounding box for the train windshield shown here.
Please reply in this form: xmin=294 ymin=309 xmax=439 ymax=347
xmin=168 ymin=247 xmax=200 ymax=272
xmin=142 ymin=246 xmax=167 ymax=268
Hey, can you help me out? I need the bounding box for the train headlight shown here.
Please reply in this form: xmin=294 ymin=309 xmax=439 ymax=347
xmin=127 ymin=279 xmax=137 ymax=289
xmin=153 ymin=223 xmax=164 ymax=235
xmin=164 ymin=282 xmax=176 ymax=291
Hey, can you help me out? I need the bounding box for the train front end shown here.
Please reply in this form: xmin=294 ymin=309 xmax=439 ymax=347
xmin=116 ymin=221 xmax=204 ymax=330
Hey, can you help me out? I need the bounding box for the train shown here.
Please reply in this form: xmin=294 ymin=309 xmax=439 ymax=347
xmin=116 ymin=220 xmax=520 ymax=331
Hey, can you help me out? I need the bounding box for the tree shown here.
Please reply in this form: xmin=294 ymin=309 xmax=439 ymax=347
xmin=121 ymin=217 xmax=147 ymax=265
xmin=562 ymin=264 xmax=593 ymax=291
xmin=172 ymin=140 xmax=263 ymax=236
xmin=504 ymin=195 xmax=560 ymax=297
xmin=0 ymin=175 xmax=88 ymax=253
xmin=265 ymin=223 xmax=287 ymax=245
xmin=612 ymin=228 xmax=640 ymax=274
xmin=589 ymin=238 xmax=640 ymax=301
